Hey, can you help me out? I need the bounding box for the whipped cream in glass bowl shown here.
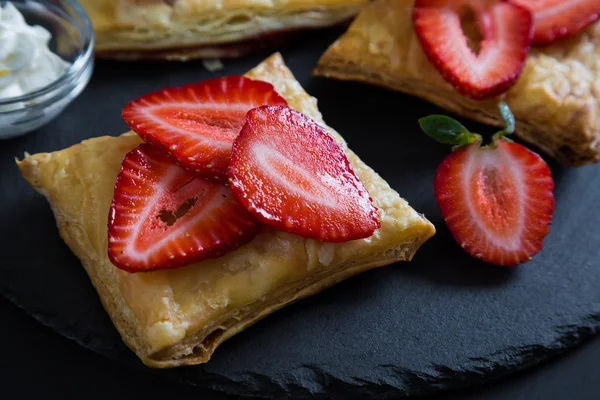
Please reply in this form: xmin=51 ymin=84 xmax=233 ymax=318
xmin=0 ymin=0 xmax=94 ymax=139
xmin=0 ymin=2 xmax=71 ymax=100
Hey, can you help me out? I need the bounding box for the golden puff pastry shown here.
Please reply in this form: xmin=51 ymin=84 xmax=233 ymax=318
xmin=314 ymin=0 xmax=600 ymax=166
xmin=81 ymin=0 xmax=369 ymax=60
xmin=17 ymin=53 xmax=435 ymax=368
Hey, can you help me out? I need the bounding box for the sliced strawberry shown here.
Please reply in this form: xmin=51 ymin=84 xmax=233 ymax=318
xmin=108 ymin=144 xmax=260 ymax=272
xmin=420 ymin=103 xmax=554 ymax=266
xmin=228 ymin=106 xmax=380 ymax=242
xmin=413 ymin=0 xmax=533 ymax=99
xmin=434 ymin=140 xmax=554 ymax=266
xmin=512 ymin=0 xmax=600 ymax=45
xmin=121 ymin=76 xmax=288 ymax=183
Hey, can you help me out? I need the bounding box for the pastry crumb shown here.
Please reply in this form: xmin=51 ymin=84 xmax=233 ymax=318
xmin=202 ymin=59 xmax=224 ymax=72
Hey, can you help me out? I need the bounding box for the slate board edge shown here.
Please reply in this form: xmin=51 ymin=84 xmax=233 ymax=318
xmin=3 ymin=289 xmax=599 ymax=399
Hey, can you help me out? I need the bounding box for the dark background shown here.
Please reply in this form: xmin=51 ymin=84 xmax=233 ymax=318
xmin=2 ymin=295 xmax=599 ymax=399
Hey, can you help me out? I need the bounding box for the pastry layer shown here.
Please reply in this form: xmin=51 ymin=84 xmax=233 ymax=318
xmin=81 ymin=0 xmax=368 ymax=59
xmin=17 ymin=53 xmax=435 ymax=368
xmin=314 ymin=0 xmax=600 ymax=166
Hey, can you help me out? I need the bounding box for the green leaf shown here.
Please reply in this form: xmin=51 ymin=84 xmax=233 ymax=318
xmin=498 ymin=102 xmax=515 ymax=135
xmin=418 ymin=115 xmax=471 ymax=145
xmin=418 ymin=115 xmax=480 ymax=150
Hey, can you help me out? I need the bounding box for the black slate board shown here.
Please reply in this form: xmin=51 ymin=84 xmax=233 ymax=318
xmin=2 ymin=33 xmax=600 ymax=399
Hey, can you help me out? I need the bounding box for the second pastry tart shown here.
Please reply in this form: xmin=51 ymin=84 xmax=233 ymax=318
xmin=314 ymin=0 xmax=600 ymax=166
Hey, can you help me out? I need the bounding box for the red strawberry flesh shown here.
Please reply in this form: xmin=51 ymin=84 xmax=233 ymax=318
xmin=413 ymin=0 xmax=533 ymax=99
xmin=512 ymin=0 xmax=600 ymax=45
xmin=228 ymin=106 xmax=380 ymax=242
xmin=435 ymin=140 xmax=554 ymax=266
xmin=121 ymin=76 xmax=288 ymax=182
xmin=108 ymin=144 xmax=260 ymax=272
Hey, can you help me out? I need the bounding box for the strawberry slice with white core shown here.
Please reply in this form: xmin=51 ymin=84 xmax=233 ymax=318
xmin=108 ymin=144 xmax=260 ymax=272
xmin=435 ymin=140 xmax=554 ymax=266
xmin=413 ymin=0 xmax=533 ymax=99
xmin=228 ymin=106 xmax=380 ymax=242
xmin=419 ymin=103 xmax=554 ymax=266
xmin=512 ymin=0 xmax=600 ymax=45
xmin=121 ymin=76 xmax=288 ymax=183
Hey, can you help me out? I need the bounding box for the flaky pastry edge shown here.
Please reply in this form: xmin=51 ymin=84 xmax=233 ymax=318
xmin=89 ymin=1 xmax=366 ymax=60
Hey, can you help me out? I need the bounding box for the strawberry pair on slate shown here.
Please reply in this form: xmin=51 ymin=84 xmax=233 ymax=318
xmin=409 ymin=0 xmax=592 ymax=264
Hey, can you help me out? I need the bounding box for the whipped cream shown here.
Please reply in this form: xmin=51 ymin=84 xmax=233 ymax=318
xmin=0 ymin=2 xmax=70 ymax=100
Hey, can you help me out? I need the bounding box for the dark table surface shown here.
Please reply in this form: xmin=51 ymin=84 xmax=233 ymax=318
xmin=2 ymin=294 xmax=599 ymax=399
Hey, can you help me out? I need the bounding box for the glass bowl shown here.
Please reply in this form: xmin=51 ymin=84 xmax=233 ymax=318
xmin=0 ymin=0 xmax=94 ymax=139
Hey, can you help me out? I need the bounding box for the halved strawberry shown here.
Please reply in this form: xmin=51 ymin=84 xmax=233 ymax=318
xmin=108 ymin=144 xmax=260 ymax=272
xmin=413 ymin=0 xmax=533 ymax=99
xmin=512 ymin=0 xmax=600 ymax=45
xmin=228 ymin=106 xmax=380 ymax=242
xmin=419 ymin=103 xmax=554 ymax=266
xmin=121 ymin=76 xmax=288 ymax=183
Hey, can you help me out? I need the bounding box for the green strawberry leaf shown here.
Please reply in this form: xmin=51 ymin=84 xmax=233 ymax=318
xmin=418 ymin=115 xmax=479 ymax=148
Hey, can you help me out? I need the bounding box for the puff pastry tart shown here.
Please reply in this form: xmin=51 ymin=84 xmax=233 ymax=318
xmin=17 ymin=53 xmax=435 ymax=368
xmin=314 ymin=0 xmax=600 ymax=166
xmin=80 ymin=0 xmax=369 ymax=60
